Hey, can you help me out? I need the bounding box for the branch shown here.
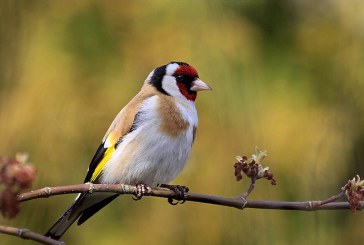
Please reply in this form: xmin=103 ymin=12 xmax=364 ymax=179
xmin=0 ymin=225 xmax=64 ymax=245
xmin=2 ymin=150 xmax=363 ymax=245
xmin=16 ymin=183 xmax=361 ymax=211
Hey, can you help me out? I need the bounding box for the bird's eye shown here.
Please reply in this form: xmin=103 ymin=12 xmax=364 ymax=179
xmin=175 ymin=74 xmax=184 ymax=82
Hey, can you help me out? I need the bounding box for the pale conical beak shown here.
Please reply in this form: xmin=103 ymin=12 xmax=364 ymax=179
xmin=190 ymin=79 xmax=212 ymax=92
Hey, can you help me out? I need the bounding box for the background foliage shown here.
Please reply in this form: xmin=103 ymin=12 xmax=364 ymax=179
xmin=1 ymin=0 xmax=363 ymax=244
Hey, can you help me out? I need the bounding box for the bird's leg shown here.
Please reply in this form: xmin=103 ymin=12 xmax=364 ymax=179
xmin=133 ymin=183 xmax=151 ymax=200
xmin=158 ymin=184 xmax=189 ymax=205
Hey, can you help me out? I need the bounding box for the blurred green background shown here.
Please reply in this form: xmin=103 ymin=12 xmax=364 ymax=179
xmin=1 ymin=0 xmax=363 ymax=244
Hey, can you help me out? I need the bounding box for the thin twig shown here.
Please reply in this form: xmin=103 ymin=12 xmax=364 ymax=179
xmin=17 ymin=183 xmax=362 ymax=211
xmin=318 ymin=191 xmax=345 ymax=206
xmin=241 ymin=177 xmax=257 ymax=199
xmin=0 ymin=226 xmax=64 ymax=245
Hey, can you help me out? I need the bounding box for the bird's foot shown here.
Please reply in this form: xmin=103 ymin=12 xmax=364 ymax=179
xmin=133 ymin=183 xmax=150 ymax=200
xmin=159 ymin=184 xmax=189 ymax=205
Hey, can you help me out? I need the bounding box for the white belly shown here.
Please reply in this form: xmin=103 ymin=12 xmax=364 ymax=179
xmin=100 ymin=96 xmax=197 ymax=187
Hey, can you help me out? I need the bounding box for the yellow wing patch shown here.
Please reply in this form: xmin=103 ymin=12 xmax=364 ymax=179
xmin=90 ymin=133 xmax=119 ymax=182
xmin=90 ymin=146 xmax=115 ymax=182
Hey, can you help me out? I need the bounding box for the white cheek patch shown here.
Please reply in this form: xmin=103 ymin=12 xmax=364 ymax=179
xmin=162 ymin=63 xmax=186 ymax=98
xmin=161 ymin=76 xmax=181 ymax=98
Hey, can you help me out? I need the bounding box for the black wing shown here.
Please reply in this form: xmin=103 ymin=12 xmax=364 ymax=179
xmin=83 ymin=111 xmax=143 ymax=183
xmin=83 ymin=143 xmax=107 ymax=183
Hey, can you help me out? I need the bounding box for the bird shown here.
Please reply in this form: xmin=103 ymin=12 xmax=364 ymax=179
xmin=45 ymin=61 xmax=211 ymax=240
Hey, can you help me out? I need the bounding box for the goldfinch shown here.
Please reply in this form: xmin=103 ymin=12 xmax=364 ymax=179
xmin=45 ymin=61 xmax=211 ymax=240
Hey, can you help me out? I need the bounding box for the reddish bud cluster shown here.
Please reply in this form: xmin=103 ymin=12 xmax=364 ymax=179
xmin=234 ymin=156 xmax=249 ymax=181
xmin=264 ymin=171 xmax=277 ymax=185
xmin=234 ymin=155 xmax=277 ymax=185
xmin=342 ymin=176 xmax=364 ymax=212
xmin=0 ymin=154 xmax=36 ymax=218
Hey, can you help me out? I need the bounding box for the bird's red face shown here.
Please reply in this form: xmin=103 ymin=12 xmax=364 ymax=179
xmin=173 ymin=64 xmax=200 ymax=101
xmin=149 ymin=62 xmax=211 ymax=101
